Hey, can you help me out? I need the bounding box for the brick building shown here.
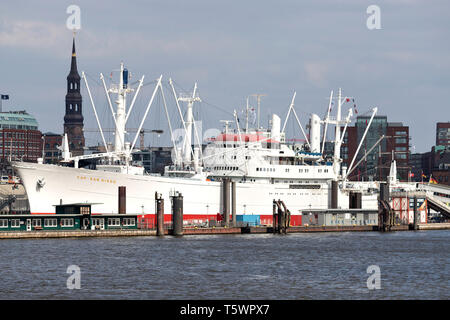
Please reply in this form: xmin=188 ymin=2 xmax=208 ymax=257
xmin=0 ymin=111 xmax=42 ymax=168
xmin=341 ymin=115 xmax=410 ymax=181
xmin=436 ymin=122 xmax=450 ymax=147
xmin=42 ymin=132 xmax=63 ymax=164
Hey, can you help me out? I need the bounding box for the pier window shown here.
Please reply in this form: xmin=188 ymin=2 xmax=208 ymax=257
xmin=32 ymin=219 xmax=41 ymax=227
xmin=0 ymin=219 xmax=7 ymax=228
xmin=11 ymin=219 xmax=20 ymax=228
xmin=44 ymin=218 xmax=57 ymax=227
xmin=108 ymin=218 xmax=121 ymax=227
xmin=123 ymin=218 xmax=135 ymax=226
xmin=61 ymin=218 xmax=74 ymax=227
xmin=92 ymin=218 xmax=104 ymax=227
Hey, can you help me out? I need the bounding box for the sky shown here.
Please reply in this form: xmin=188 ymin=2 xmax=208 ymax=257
xmin=0 ymin=0 xmax=449 ymax=153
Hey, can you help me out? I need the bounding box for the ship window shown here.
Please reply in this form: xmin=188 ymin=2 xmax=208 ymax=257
xmin=11 ymin=219 xmax=20 ymax=228
xmin=0 ymin=219 xmax=7 ymax=228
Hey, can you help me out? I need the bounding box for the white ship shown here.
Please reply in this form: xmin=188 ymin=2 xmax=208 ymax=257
xmin=12 ymin=63 xmax=410 ymax=225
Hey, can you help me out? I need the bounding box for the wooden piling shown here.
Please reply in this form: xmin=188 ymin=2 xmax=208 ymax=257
xmin=413 ymin=196 xmax=418 ymax=230
xmin=155 ymin=192 xmax=164 ymax=236
xmin=331 ymin=180 xmax=338 ymax=209
xmin=118 ymin=186 xmax=126 ymax=214
xmin=231 ymin=181 xmax=236 ymax=227
xmin=222 ymin=178 xmax=230 ymax=227
xmin=171 ymin=192 xmax=183 ymax=236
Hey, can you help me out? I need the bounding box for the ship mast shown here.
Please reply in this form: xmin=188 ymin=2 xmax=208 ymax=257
xmin=109 ymin=63 xmax=132 ymax=155
xmin=333 ymin=88 xmax=342 ymax=176
xmin=178 ymin=83 xmax=201 ymax=164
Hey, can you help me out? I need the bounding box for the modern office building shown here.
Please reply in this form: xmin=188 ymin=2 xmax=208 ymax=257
xmin=341 ymin=115 xmax=410 ymax=181
xmin=132 ymin=147 xmax=173 ymax=174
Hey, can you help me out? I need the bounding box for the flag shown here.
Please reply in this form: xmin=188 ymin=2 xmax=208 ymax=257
xmin=429 ymin=176 xmax=438 ymax=184
xmin=249 ymin=107 xmax=256 ymax=125
xmin=421 ymin=173 xmax=427 ymax=179
xmin=1 ymin=95 xmax=9 ymax=100
xmin=409 ymin=173 xmax=414 ymax=177
xmin=352 ymin=98 xmax=358 ymax=114
xmin=329 ymin=101 xmax=334 ymax=112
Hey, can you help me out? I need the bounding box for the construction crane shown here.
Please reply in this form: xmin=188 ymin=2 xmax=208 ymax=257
xmin=83 ymin=128 xmax=163 ymax=150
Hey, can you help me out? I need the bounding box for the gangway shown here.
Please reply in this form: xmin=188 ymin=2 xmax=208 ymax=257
xmin=426 ymin=194 xmax=450 ymax=220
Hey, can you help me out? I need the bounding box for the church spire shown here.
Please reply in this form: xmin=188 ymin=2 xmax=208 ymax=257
xmin=69 ymin=35 xmax=79 ymax=78
xmin=64 ymin=34 xmax=84 ymax=157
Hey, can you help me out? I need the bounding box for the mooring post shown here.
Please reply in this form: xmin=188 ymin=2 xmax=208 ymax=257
xmin=155 ymin=192 xmax=164 ymax=236
xmin=331 ymin=180 xmax=338 ymax=209
xmin=356 ymin=192 xmax=362 ymax=209
xmin=378 ymin=182 xmax=392 ymax=231
xmin=277 ymin=200 xmax=285 ymax=234
xmin=349 ymin=191 xmax=355 ymax=209
xmin=118 ymin=186 xmax=126 ymax=214
xmin=171 ymin=192 xmax=183 ymax=236
xmin=223 ymin=178 xmax=230 ymax=227
xmin=380 ymin=182 xmax=389 ymax=203
xmin=413 ymin=196 xmax=418 ymax=230
xmin=272 ymin=200 xmax=277 ymax=234
xmin=280 ymin=201 xmax=289 ymax=234
xmin=231 ymin=181 xmax=236 ymax=227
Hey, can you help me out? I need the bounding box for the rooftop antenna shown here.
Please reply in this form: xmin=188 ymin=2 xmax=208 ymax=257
xmin=251 ymin=94 xmax=266 ymax=130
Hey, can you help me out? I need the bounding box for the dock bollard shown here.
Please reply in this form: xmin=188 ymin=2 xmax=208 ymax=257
xmin=118 ymin=186 xmax=126 ymax=214
xmin=413 ymin=196 xmax=418 ymax=230
xmin=155 ymin=192 xmax=164 ymax=236
xmin=331 ymin=180 xmax=338 ymax=209
xmin=231 ymin=181 xmax=236 ymax=227
xmin=222 ymin=178 xmax=231 ymax=227
xmin=171 ymin=192 xmax=183 ymax=236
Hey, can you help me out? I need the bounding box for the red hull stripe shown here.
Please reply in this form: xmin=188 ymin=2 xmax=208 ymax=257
xmin=29 ymin=213 xmax=302 ymax=225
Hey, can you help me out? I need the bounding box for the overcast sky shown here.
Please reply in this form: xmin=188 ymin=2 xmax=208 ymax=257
xmin=0 ymin=0 xmax=449 ymax=153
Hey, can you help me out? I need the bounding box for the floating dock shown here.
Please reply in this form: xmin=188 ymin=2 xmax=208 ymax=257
xmin=1 ymin=223 xmax=447 ymax=239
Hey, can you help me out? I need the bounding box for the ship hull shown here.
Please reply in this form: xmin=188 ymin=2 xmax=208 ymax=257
xmin=12 ymin=162 xmax=378 ymax=226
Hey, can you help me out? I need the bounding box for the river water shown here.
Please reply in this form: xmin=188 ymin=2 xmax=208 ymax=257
xmin=0 ymin=230 xmax=448 ymax=299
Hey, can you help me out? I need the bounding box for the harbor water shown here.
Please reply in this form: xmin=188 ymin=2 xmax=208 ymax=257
xmin=0 ymin=230 xmax=448 ymax=299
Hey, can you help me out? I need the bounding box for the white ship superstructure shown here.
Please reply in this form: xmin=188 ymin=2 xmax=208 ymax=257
xmin=12 ymin=63 xmax=415 ymax=225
